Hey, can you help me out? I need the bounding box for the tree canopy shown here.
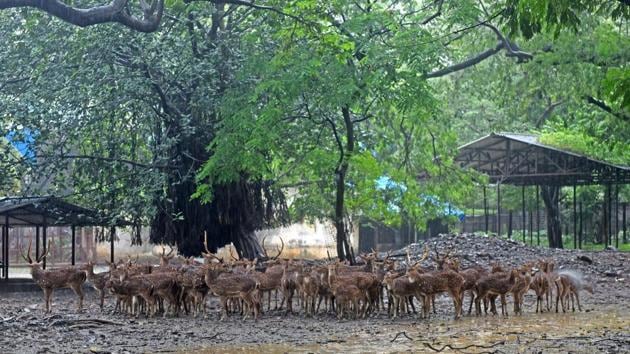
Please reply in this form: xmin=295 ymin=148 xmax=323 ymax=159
xmin=1 ymin=0 xmax=628 ymax=256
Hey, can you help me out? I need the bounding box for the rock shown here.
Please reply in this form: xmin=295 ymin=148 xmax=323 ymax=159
xmin=604 ymin=270 xmax=621 ymax=277
xmin=576 ymin=255 xmax=593 ymax=264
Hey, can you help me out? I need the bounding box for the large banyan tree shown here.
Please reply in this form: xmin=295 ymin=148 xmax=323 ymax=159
xmin=0 ymin=2 xmax=289 ymax=258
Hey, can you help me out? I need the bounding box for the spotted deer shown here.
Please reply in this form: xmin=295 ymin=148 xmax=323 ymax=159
xmin=84 ymin=260 xmax=110 ymax=311
xmin=555 ymin=270 xmax=593 ymax=313
xmin=474 ymin=268 xmax=521 ymax=316
xmin=203 ymin=263 xmax=260 ymax=321
xmin=20 ymin=240 xmax=87 ymax=313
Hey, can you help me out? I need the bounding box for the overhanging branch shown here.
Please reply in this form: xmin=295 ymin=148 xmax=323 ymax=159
xmin=0 ymin=0 xmax=164 ymax=32
xmin=585 ymin=95 xmax=630 ymax=122
xmin=425 ymin=19 xmax=533 ymax=79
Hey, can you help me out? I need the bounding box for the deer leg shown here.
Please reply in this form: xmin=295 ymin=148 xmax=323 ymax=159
xmin=474 ymin=293 xmax=482 ymax=316
xmin=574 ymin=291 xmax=582 ymax=312
xmin=43 ymin=288 xmax=53 ymax=313
xmin=70 ymin=284 xmax=84 ymax=311
xmin=431 ymin=295 xmax=436 ymax=314
xmin=99 ymin=289 xmax=105 ymax=311
xmin=467 ymin=291 xmax=475 ymax=315
xmin=500 ymin=294 xmax=507 ymax=316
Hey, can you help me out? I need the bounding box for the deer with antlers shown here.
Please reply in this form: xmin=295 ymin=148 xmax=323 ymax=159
xmin=21 ymin=240 xmax=87 ymax=313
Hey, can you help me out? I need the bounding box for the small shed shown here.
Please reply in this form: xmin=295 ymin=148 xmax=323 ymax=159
xmin=0 ymin=196 xmax=128 ymax=280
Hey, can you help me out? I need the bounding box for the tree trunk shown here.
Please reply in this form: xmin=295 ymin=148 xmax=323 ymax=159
xmin=541 ymin=185 xmax=563 ymax=249
xmin=332 ymin=106 xmax=355 ymax=262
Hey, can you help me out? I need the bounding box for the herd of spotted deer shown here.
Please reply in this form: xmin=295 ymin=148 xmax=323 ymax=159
xmin=18 ymin=234 xmax=594 ymax=321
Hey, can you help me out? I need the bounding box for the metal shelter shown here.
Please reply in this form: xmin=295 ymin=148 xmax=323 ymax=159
xmin=0 ymin=196 xmax=128 ymax=280
xmin=456 ymin=133 xmax=629 ymax=248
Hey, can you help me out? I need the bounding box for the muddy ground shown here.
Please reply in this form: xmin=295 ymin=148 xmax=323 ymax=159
xmin=1 ymin=234 xmax=628 ymax=354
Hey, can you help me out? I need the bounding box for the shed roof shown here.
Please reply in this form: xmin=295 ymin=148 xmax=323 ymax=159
xmin=0 ymin=196 xmax=128 ymax=226
xmin=456 ymin=133 xmax=630 ymax=186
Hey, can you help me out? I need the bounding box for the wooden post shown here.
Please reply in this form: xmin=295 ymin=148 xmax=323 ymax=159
xmin=471 ymin=203 xmax=475 ymax=234
xmin=623 ymin=202 xmax=627 ymax=244
xmin=2 ymin=214 xmax=7 ymax=280
xmin=483 ymin=186 xmax=488 ymax=234
xmin=522 ymin=185 xmax=526 ymax=242
xmin=615 ymin=185 xmax=619 ymax=249
xmin=42 ymin=221 xmax=47 ymax=270
xmin=110 ymin=226 xmax=116 ymax=264
xmin=35 ymin=226 xmax=40 ymax=260
xmin=536 ymin=185 xmax=540 ymax=246
xmin=497 ymin=183 xmax=501 ymax=236
xmin=529 ymin=207 xmax=534 ymax=246
xmin=71 ymin=225 xmax=76 ymax=266
xmin=508 ymin=210 xmax=513 ymax=239
xmin=573 ymin=184 xmax=577 ymax=249
xmin=578 ymin=202 xmax=584 ymax=249
xmin=607 ymin=184 xmax=612 ymax=246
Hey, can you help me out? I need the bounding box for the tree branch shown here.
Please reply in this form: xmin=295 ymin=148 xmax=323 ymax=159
xmin=37 ymin=153 xmax=173 ymax=169
xmin=0 ymin=0 xmax=164 ymax=32
xmin=425 ymin=42 xmax=504 ymax=78
xmin=0 ymin=0 xmax=309 ymax=32
xmin=420 ymin=0 xmax=444 ymax=25
xmin=425 ymin=19 xmax=533 ymax=79
xmin=535 ymin=99 xmax=564 ymax=128
xmin=584 ymin=95 xmax=630 ymax=122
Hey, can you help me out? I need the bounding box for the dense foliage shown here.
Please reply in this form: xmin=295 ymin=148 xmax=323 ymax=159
xmin=1 ymin=0 xmax=628 ymax=255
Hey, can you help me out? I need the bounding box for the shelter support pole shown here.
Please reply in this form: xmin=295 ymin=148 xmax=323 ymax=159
xmin=5 ymin=214 xmax=8 ymax=280
xmin=3 ymin=214 xmax=7 ymax=280
xmin=536 ymin=185 xmax=540 ymax=246
xmin=42 ymin=217 xmax=47 ymax=270
xmin=110 ymin=226 xmax=115 ymax=264
xmin=71 ymin=225 xmax=76 ymax=266
xmin=35 ymin=226 xmax=40 ymax=260
xmin=623 ymin=202 xmax=627 ymax=244
xmin=573 ymin=184 xmax=577 ymax=249
xmin=529 ymin=208 xmax=533 ymax=245
xmin=497 ymin=183 xmax=501 ymax=236
xmin=578 ymin=202 xmax=584 ymax=249
xmin=615 ymin=185 xmax=619 ymax=249
xmin=471 ymin=204 xmax=475 ymax=234
xmin=522 ymin=185 xmax=526 ymax=242
xmin=607 ymin=184 xmax=612 ymax=246
xmin=621 ymin=203 xmax=628 ymax=243
xmin=508 ymin=211 xmax=513 ymax=239
xmin=483 ymin=186 xmax=488 ymax=234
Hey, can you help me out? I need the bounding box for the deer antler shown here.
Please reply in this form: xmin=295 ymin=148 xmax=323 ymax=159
xmin=420 ymin=245 xmax=429 ymax=262
xmin=202 ymin=231 xmax=223 ymax=263
xmin=406 ymin=249 xmax=411 ymax=263
xmin=38 ymin=239 xmax=52 ymax=263
xmin=203 ymin=232 xmax=211 ymax=255
xmin=261 ymin=236 xmax=270 ymax=258
xmin=271 ymin=236 xmax=284 ymax=260
xmin=19 ymin=239 xmax=33 ymax=264
xmin=384 ymin=250 xmax=391 ymax=261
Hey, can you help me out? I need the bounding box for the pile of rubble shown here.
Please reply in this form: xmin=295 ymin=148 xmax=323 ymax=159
xmin=390 ymin=233 xmax=627 ymax=288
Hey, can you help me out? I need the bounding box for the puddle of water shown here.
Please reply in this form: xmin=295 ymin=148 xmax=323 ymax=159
xmin=181 ymin=307 xmax=630 ymax=354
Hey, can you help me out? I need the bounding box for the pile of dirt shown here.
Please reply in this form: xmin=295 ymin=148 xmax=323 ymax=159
xmin=394 ymin=233 xmax=628 ymax=304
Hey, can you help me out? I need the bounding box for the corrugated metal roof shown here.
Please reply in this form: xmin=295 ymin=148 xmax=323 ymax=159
xmin=0 ymin=196 xmax=126 ymax=226
xmin=456 ymin=132 xmax=630 ymax=186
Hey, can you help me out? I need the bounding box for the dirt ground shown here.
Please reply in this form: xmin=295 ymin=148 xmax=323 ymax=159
xmin=1 ymin=234 xmax=628 ymax=354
